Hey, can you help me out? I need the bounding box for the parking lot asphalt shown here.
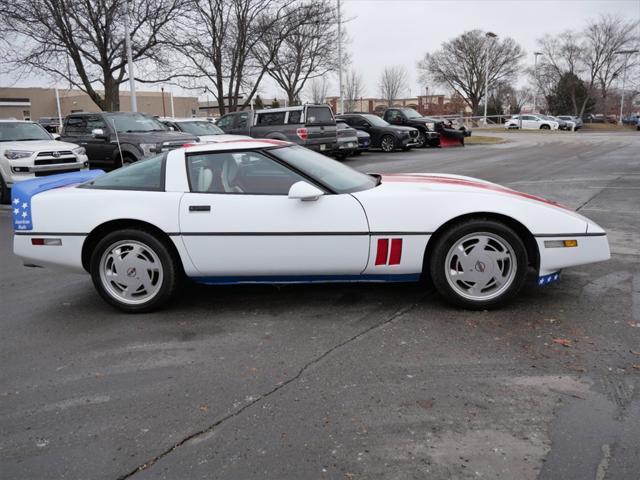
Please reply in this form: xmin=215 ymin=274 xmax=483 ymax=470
xmin=1 ymin=130 xmax=639 ymax=480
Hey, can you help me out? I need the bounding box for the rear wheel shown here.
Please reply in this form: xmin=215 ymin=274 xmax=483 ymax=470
xmin=0 ymin=175 xmax=10 ymax=205
xmin=380 ymin=135 xmax=396 ymax=153
xmin=428 ymin=219 xmax=528 ymax=309
xmin=540 ymin=124 xmax=550 ymax=130
xmin=90 ymin=229 xmax=180 ymax=313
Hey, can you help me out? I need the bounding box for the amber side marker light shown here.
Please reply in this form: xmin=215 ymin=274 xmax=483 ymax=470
xmin=544 ymin=240 xmax=578 ymax=248
xmin=31 ymin=238 xmax=62 ymax=246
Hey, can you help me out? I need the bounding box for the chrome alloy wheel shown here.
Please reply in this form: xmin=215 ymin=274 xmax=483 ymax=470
xmin=99 ymin=240 xmax=164 ymax=305
xmin=416 ymin=131 xmax=426 ymax=147
xmin=444 ymin=232 xmax=517 ymax=301
xmin=381 ymin=136 xmax=395 ymax=152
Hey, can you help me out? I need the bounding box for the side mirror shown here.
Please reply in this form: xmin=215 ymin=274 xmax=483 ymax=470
xmin=92 ymin=128 xmax=107 ymax=139
xmin=288 ymin=181 xmax=324 ymax=201
xmin=51 ymin=133 xmax=61 ymax=140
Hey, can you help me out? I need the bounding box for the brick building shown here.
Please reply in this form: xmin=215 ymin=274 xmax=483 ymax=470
xmin=326 ymin=94 xmax=472 ymax=116
xmin=0 ymin=87 xmax=200 ymax=121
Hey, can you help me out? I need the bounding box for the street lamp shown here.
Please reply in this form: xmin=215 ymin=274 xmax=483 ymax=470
xmin=483 ymin=31 xmax=497 ymax=126
xmin=533 ymin=52 xmax=543 ymax=114
xmin=615 ymin=49 xmax=639 ymax=125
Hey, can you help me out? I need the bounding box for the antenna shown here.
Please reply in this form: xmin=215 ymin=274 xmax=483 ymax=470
xmin=111 ymin=118 xmax=125 ymax=167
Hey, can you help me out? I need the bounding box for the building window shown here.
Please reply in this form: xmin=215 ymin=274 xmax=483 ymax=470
xmin=22 ymin=110 xmax=31 ymax=121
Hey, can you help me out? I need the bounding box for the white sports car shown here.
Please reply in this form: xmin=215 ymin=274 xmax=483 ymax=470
xmin=12 ymin=140 xmax=610 ymax=312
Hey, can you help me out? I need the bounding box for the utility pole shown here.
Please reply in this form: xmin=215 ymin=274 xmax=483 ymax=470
xmin=170 ymin=89 xmax=175 ymax=117
xmin=124 ymin=0 xmax=137 ymax=112
xmin=54 ymin=87 xmax=63 ymax=133
xmin=533 ymin=51 xmax=543 ymax=114
xmin=337 ymin=0 xmax=344 ymax=115
xmin=483 ymin=31 xmax=497 ymax=126
xmin=161 ymin=87 xmax=166 ymax=117
xmin=615 ymin=49 xmax=639 ymax=125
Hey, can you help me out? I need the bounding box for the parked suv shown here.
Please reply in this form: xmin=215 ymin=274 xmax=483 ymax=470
xmin=159 ymin=117 xmax=250 ymax=142
xmin=0 ymin=119 xmax=88 ymax=204
xmin=505 ymin=115 xmax=559 ymax=130
xmin=337 ymin=113 xmax=420 ymax=152
xmin=60 ymin=112 xmax=197 ymax=169
xmin=382 ymin=108 xmax=446 ymax=147
xmin=215 ymin=105 xmax=337 ymax=153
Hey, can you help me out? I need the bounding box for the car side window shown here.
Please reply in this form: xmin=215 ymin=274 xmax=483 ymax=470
xmin=235 ymin=113 xmax=248 ymax=129
xmin=351 ymin=116 xmax=367 ymax=127
xmin=216 ymin=115 xmax=233 ymax=130
xmin=287 ymin=110 xmax=302 ymax=124
xmin=386 ymin=110 xmax=400 ymax=122
xmin=87 ymin=116 xmax=107 ymax=131
xmin=83 ymin=153 xmax=166 ymax=191
xmin=187 ymin=151 xmax=307 ymax=195
xmin=256 ymin=112 xmax=286 ymax=126
xmin=64 ymin=116 xmax=88 ymax=135
xmin=305 ymin=106 xmax=333 ymax=125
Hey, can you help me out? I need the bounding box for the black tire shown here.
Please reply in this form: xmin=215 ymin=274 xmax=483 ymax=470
xmin=402 ymin=146 xmax=411 ymax=151
xmin=0 ymin=175 xmax=10 ymax=205
xmin=415 ymin=130 xmax=427 ymax=148
xmin=90 ymin=228 xmax=181 ymax=313
xmin=540 ymin=124 xmax=551 ymax=130
xmin=380 ymin=135 xmax=396 ymax=153
xmin=427 ymin=219 xmax=528 ymax=310
xmin=352 ymin=150 xmax=362 ymax=156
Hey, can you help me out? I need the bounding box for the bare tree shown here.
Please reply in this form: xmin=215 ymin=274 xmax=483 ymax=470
xmin=379 ymin=65 xmax=408 ymax=107
xmin=418 ymin=30 xmax=525 ymax=114
xmin=170 ymin=0 xmax=325 ymax=115
xmin=262 ymin=0 xmax=339 ymax=105
xmin=0 ymin=0 xmax=187 ymax=111
xmin=344 ymin=70 xmax=365 ymax=112
xmin=307 ymin=77 xmax=330 ymax=104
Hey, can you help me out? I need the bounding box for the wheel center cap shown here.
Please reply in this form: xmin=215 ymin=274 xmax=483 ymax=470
xmin=475 ymin=260 xmax=486 ymax=273
xmin=126 ymin=267 xmax=137 ymax=277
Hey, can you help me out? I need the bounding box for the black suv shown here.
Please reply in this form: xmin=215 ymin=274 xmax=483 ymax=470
xmin=60 ymin=112 xmax=198 ymax=169
xmin=383 ymin=108 xmax=451 ymax=147
xmin=337 ymin=113 xmax=422 ymax=152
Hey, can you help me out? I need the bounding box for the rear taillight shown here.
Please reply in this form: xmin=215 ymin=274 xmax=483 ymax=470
xmin=296 ymin=128 xmax=308 ymax=140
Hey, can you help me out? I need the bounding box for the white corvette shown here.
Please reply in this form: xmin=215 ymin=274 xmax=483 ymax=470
xmin=12 ymin=140 xmax=610 ymax=312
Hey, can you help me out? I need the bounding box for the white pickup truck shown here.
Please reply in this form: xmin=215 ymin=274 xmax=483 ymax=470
xmin=0 ymin=119 xmax=89 ymax=203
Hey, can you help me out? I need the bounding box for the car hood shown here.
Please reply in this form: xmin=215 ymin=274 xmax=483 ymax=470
xmin=116 ymin=131 xmax=197 ymax=143
xmin=1 ymin=139 xmax=81 ymax=150
xmin=389 ymin=125 xmax=417 ymax=133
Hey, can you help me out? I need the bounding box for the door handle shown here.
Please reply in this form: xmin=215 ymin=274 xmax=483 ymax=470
xmin=189 ymin=205 xmax=211 ymax=212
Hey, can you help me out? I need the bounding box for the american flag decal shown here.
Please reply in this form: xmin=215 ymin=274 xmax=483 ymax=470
xmin=375 ymin=238 xmax=403 ymax=266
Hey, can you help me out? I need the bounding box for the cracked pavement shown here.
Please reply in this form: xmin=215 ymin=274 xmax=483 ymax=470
xmin=1 ymin=130 xmax=639 ymax=479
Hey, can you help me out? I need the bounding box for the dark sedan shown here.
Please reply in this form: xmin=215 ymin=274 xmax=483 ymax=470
xmin=337 ymin=113 xmax=420 ymax=152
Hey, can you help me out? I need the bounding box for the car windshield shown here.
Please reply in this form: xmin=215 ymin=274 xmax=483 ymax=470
xmin=270 ymin=145 xmax=378 ymax=194
xmin=177 ymin=121 xmax=223 ymax=136
xmin=401 ymin=108 xmax=423 ymax=119
xmin=363 ymin=114 xmax=389 ymax=127
xmin=0 ymin=122 xmax=52 ymax=142
xmin=108 ymin=114 xmax=168 ymax=133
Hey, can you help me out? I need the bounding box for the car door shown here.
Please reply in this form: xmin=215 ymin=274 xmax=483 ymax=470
xmin=229 ymin=112 xmax=250 ymax=135
xmin=179 ymin=150 xmax=370 ymax=277
xmin=61 ymin=115 xmax=113 ymax=166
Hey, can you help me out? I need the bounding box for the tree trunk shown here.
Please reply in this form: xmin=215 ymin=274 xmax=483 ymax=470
xmin=103 ymin=76 xmax=120 ymax=112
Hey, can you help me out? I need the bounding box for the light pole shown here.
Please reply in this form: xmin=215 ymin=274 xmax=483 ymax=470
xmin=533 ymin=51 xmax=543 ymax=113
xmin=337 ymin=0 xmax=344 ymax=115
xmin=615 ymin=49 xmax=639 ymax=125
xmin=483 ymin=31 xmax=497 ymax=126
xmin=124 ymin=0 xmax=137 ymax=112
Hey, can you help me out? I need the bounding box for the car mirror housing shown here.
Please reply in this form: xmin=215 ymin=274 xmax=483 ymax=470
xmin=91 ymin=128 xmax=107 ymax=139
xmin=288 ymin=181 xmax=324 ymax=201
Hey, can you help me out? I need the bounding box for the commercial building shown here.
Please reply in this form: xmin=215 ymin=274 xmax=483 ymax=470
xmin=0 ymin=87 xmax=200 ymax=121
xmin=326 ymin=94 xmax=472 ymax=116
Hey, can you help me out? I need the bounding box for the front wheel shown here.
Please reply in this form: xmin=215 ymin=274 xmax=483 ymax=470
xmin=90 ymin=229 xmax=181 ymax=313
xmin=428 ymin=219 xmax=528 ymax=309
xmin=540 ymin=124 xmax=550 ymax=130
xmin=415 ymin=131 xmax=427 ymax=148
xmin=380 ymin=135 xmax=396 ymax=153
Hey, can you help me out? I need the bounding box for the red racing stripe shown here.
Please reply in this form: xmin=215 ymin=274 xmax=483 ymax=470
xmin=388 ymin=238 xmax=403 ymax=265
xmin=375 ymin=238 xmax=389 ymax=265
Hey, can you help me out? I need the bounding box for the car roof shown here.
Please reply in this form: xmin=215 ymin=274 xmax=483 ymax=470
xmin=182 ymin=138 xmax=292 ymax=153
xmin=0 ymin=118 xmax=32 ymax=123
xmin=159 ymin=117 xmax=212 ymax=122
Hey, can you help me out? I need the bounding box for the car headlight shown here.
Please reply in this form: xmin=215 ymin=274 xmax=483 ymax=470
xmin=72 ymin=146 xmax=86 ymax=155
xmin=425 ymin=123 xmax=435 ymax=130
xmin=4 ymin=150 xmax=33 ymax=160
xmin=139 ymin=143 xmax=157 ymax=157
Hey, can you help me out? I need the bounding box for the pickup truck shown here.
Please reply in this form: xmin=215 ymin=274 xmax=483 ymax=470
xmin=60 ymin=112 xmax=197 ymax=170
xmin=215 ymin=105 xmax=337 ymax=153
xmin=383 ymin=107 xmax=466 ymax=147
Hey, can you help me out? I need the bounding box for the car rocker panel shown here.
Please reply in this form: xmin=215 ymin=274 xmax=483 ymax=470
xmin=13 ymin=141 xmax=610 ymax=312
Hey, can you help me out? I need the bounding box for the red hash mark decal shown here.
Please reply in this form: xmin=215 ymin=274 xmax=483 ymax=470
xmin=375 ymin=239 xmax=389 ymax=265
xmin=388 ymin=239 xmax=403 ymax=265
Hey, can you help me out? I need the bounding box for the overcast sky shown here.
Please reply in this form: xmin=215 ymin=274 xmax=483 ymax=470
xmin=2 ymin=0 xmax=638 ymax=102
